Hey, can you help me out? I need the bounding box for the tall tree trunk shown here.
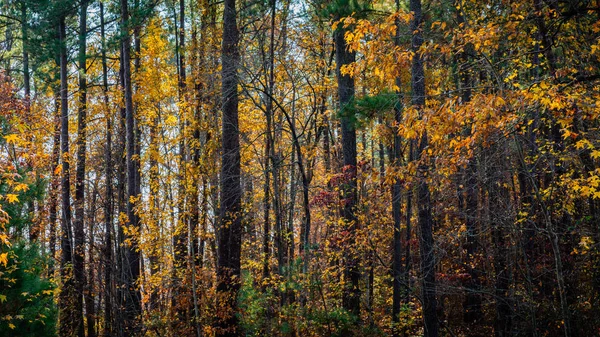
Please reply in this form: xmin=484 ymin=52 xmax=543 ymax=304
xmin=455 ymin=6 xmax=483 ymax=325
xmin=48 ymin=85 xmax=61 ymax=276
xmin=20 ymin=2 xmax=29 ymax=102
xmin=392 ymin=2 xmax=406 ymax=333
xmin=73 ymin=2 xmax=88 ymax=336
xmin=391 ymin=82 xmax=404 ymax=337
xmin=262 ymin=132 xmax=271 ymax=281
xmin=490 ymin=164 xmax=512 ymax=337
xmin=334 ymin=11 xmax=360 ymax=321
xmin=216 ymin=0 xmax=242 ymax=335
xmin=58 ymin=15 xmax=77 ymax=337
xmin=119 ymin=0 xmax=142 ymax=332
xmin=100 ymin=3 xmax=113 ymax=335
xmin=262 ymin=0 xmax=278 ymax=284
xmin=86 ymin=186 xmax=97 ymax=337
xmin=410 ymin=0 xmax=439 ymax=335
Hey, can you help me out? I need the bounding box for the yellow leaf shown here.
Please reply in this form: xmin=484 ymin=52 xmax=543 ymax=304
xmin=14 ymin=183 xmax=29 ymax=192
xmin=8 ymin=323 xmax=15 ymax=330
xmin=4 ymin=134 xmax=18 ymax=144
xmin=165 ymin=115 xmax=178 ymax=126
xmin=5 ymin=194 xmax=19 ymax=203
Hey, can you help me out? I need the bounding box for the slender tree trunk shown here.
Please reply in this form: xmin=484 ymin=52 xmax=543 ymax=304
xmin=392 ymin=3 xmax=406 ymax=333
xmin=262 ymin=132 xmax=271 ymax=281
xmin=334 ymin=13 xmax=360 ymax=321
xmin=20 ymin=2 xmax=29 ymax=102
xmin=73 ymin=2 xmax=89 ymax=336
xmin=86 ymin=187 xmax=97 ymax=337
xmin=391 ymin=81 xmax=404 ymax=337
xmin=279 ymin=105 xmax=310 ymax=278
xmin=58 ymin=15 xmax=76 ymax=337
xmin=454 ymin=7 xmax=483 ymax=325
xmin=48 ymin=86 xmax=61 ymax=276
xmin=119 ymin=0 xmax=142 ymax=332
xmin=410 ymin=0 xmax=439 ymax=335
xmin=100 ymin=4 xmax=113 ymax=335
xmin=216 ymin=0 xmax=242 ymax=335
xmin=262 ymin=0 xmax=278 ymax=284
xmin=323 ymin=114 xmax=331 ymax=173
xmin=489 ymin=166 xmax=512 ymax=337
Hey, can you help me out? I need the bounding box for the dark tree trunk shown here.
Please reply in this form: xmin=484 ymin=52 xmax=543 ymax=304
xmin=490 ymin=169 xmax=512 ymax=337
xmin=119 ymin=0 xmax=142 ymax=333
xmin=100 ymin=3 xmax=113 ymax=335
xmin=391 ymin=82 xmax=404 ymax=337
xmin=216 ymin=0 xmax=242 ymax=335
xmin=410 ymin=0 xmax=439 ymax=335
xmin=392 ymin=2 xmax=406 ymax=333
xmin=58 ymin=15 xmax=77 ymax=337
xmin=73 ymin=2 xmax=88 ymax=336
xmin=86 ymin=187 xmax=97 ymax=337
xmin=455 ymin=6 xmax=483 ymax=324
xmin=173 ymin=0 xmax=189 ymax=327
xmin=20 ymin=2 xmax=29 ymax=102
xmin=262 ymin=130 xmax=271 ymax=281
xmin=48 ymin=86 xmax=61 ymax=276
xmin=113 ymin=44 xmax=128 ymax=337
xmin=334 ymin=13 xmax=360 ymax=321
xmin=323 ymin=114 xmax=331 ymax=173
xmin=262 ymin=0 xmax=279 ymax=285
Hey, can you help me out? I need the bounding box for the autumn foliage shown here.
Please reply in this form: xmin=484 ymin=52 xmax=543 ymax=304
xmin=1 ymin=0 xmax=600 ymax=336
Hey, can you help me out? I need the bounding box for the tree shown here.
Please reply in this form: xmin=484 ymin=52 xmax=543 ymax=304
xmin=57 ymin=10 xmax=78 ymax=337
xmin=216 ymin=0 xmax=242 ymax=335
xmin=120 ymin=0 xmax=142 ymax=333
xmin=410 ymin=0 xmax=438 ymax=335
xmin=73 ymin=1 xmax=88 ymax=336
xmin=0 ymin=71 xmax=56 ymax=337
xmin=330 ymin=0 xmax=364 ymax=322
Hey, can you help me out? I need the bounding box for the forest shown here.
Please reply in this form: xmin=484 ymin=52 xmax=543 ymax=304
xmin=0 ymin=0 xmax=599 ymax=336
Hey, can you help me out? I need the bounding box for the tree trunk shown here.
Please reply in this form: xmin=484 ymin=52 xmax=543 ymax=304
xmin=410 ymin=0 xmax=439 ymax=335
xmin=48 ymin=85 xmax=61 ymax=276
xmin=173 ymin=0 xmax=189 ymax=328
xmin=489 ymin=168 xmax=512 ymax=337
xmin=100 ymin=3 xmax=113 ymax=335
xmin=392 ymin=2 xmax=406 ymax=333
xmin=86 ymin=186 xmax=97 ymax=337
xmin=455 ymin=6 xmax=483 ymax=324
xmin=58 ymin=15 xmax=77 ymax=337
xmin=73 ymin=2 xmax=88 ymax=336
xmin=334 ymin=12 xmax=360 ymax=321
xmin=20 ymin=2 xmax=29 ymax=102
xmin=119 ymin=0 xmax=142 ymax=332
xmin=216 ymin=0 xmax=242 ymax=335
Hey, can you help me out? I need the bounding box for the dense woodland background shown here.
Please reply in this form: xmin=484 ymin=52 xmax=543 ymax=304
xmin=0 ymin=0 xmax=599 ymax=336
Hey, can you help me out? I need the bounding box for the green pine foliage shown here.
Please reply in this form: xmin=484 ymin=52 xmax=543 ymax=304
xmin=0 ymin=242 xmax=57 ymax=336
xmin=0 ymin=168 xmax=56 ymax=336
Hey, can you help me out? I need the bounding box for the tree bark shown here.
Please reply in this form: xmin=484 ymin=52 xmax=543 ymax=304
xmin=58 ymin=14 xmax=77 ymax=337
xmin=216 ymin=0 xmax=242 ymax=335
xmin=392 ymin=2 xmax=406 ymax=333
xmin=100 ymin=3 xmax=113 ymax=335
xmin=73 ymin=2 xmax=88 ymax=336
xmin=48 ymin=84 xmax=61 ymax=276
xmin=119 ymin=0 xmax=142 ymax=332
xmin=410 ymin=0 xmax=439 ymax=335
xmin=334 ymin=12 xmax=360 ymax=321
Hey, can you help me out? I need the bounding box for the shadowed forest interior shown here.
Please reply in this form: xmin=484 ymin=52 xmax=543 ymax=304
xmin=1 ymin=0 xmax=600 ymax=336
